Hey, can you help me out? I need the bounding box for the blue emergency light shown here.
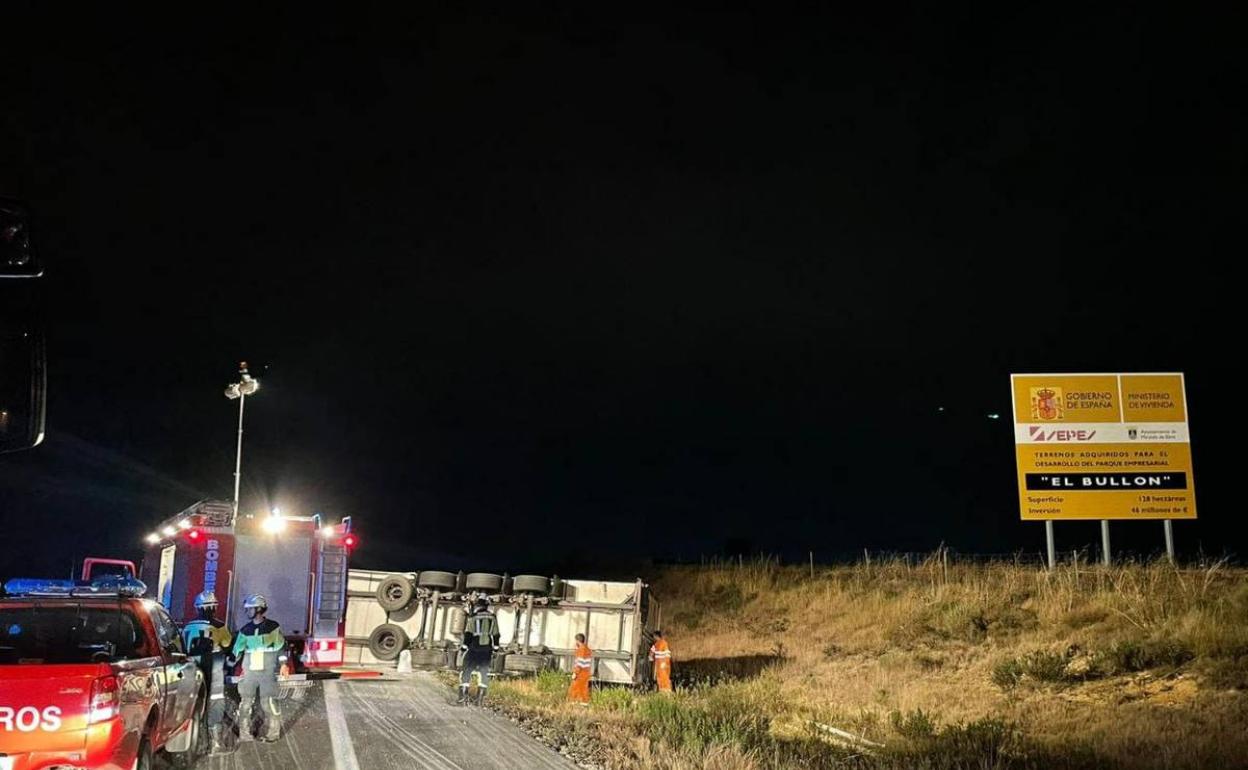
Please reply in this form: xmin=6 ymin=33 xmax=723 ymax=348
xmin=4 ymin=576 xmax=148 ymax=598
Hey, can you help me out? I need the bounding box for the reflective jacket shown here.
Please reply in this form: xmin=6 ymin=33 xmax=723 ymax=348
xmin=461 ymin=610 xmax=499 ymax=662
xmin=232 ymin=618 xmax=285 ymax=673
xmin=183 ymin=617 xmax=232 ymax=657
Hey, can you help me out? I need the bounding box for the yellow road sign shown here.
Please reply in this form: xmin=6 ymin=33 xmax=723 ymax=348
xmin=1010 ymin=373 xmax=1196 ymax=520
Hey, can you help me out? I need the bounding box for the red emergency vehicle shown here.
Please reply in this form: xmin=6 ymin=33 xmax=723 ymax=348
xmin=137 ymin=500 xmax=357 ymax=669
xmin=0 ymin=577 xmax=203 ymax=770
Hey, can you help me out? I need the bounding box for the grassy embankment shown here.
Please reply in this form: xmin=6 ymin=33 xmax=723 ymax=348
xmin=485 ymin=554 xmax=1248 ymax=769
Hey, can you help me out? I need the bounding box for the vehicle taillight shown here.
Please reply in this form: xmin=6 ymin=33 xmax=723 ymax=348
xmin=187 ymin=529 xmax=202 ymax=542
xmin=343 ymin=534 xmax=358 ymax=548
xmin=89 ymin=675 xmax=120 ymax=723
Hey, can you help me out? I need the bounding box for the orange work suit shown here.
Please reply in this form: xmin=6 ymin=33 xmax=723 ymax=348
xmin=649 ymin=638 xmax=673 ymax=693
xmin=568 ymin=642 xmax=592 ymax=703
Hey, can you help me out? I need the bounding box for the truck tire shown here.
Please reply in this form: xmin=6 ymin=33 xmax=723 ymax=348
xmin=368 ymin=623 xmax=410 ymax=661
xmin=376 ymin=574 xmax=416 ymax=612
xmin=417 ymin=571 xmax=457 ymax=591
xmin=503 ymin=653 xmax=548 ymax=674
xmin=411 ymin=647 xmax=447 ymax=668
xmin=513 ymin=575 xmax=550 ymax=595
xmin=465 ymin=573 xmax=503 ymax=592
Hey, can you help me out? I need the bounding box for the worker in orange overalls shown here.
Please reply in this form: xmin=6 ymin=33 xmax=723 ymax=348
xmin=567 ymin=633 xmax=592 ymax=704
xmin=649 ymin=630 xmax=673 ymax=693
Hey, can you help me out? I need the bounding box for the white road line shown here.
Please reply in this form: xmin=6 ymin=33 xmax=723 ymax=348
xmin=323 ymin=681 xmax=363 ymax=770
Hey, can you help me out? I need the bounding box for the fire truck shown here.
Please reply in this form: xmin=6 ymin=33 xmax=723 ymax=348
xmin=137 ymin=500 xmax=358 ymax=670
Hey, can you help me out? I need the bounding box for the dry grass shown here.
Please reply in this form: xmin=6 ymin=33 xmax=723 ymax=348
xmin=488 ymin=555 xmax=1248 ymax=769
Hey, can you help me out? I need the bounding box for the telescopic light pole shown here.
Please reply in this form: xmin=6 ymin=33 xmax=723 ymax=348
xmin=224 ymin=361 xmax=260 ymax=523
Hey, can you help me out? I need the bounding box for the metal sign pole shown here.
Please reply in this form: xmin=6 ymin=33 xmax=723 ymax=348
xmin=1164 ymin=520 xmax=1175 ymax=563
xmin=1100 ymin=520 xmax=1111 ymax=566
xmin=1045 ymin=521 xmax=1056 ymax=570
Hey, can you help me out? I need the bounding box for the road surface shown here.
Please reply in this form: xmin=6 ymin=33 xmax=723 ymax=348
xmin=190 ymin=672 xmax=578 ymax=770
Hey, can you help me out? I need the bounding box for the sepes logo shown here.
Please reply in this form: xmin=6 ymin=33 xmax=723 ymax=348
xmin=1128 ymin=427 xmax=1138 ymax=440
xmin=0 ymin=705 xmax=63 ymax=732
xmin=1029 ymin=426 xmax=1097 ymax=442
xmin=1030 ymin=387 xmax=1064 ymax=421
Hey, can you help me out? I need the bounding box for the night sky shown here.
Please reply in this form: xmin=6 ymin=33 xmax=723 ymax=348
xmin=1 ymin=7 xmax=1241 ymax=578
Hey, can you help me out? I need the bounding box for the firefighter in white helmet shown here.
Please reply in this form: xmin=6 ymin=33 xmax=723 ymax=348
xmin=231 ymin=594 xmax=286 ymax=742
xmin=457 ymin=598 xmax=499 ymax=705
xmin=182 ymin=591 xmax=233 ymax=752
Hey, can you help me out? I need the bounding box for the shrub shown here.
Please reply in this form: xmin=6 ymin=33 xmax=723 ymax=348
xmin=1096 ymin=640 xmax=1194 ymax=675
xmin=891 ymin=708 xmax=937 ymax=740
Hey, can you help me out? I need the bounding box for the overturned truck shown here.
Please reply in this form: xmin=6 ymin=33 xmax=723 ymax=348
xmin=345 ymin=570 xmax=661 ymax=685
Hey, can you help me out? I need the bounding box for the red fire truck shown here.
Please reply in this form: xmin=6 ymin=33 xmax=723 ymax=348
xmin=137 ymin=500 xmax=358 ymax=669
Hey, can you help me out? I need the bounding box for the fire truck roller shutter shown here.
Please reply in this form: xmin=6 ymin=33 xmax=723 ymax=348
xmin=375 ymin=574 xmax=416 ymax=612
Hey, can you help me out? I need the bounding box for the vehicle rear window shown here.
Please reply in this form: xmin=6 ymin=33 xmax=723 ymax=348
xmin=0 ymin=603 xmax=147 ymax=664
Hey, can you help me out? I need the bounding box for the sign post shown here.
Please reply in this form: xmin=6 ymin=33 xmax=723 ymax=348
xmin=1011 ymin=373 xmax=1196 ymax=561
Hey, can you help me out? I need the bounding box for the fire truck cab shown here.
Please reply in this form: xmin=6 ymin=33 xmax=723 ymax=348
xmin=138 ymin=500 xmax=357 ymax=669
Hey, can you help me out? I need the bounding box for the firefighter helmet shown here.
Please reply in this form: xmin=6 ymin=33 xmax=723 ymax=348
xmin=243 ymin=593 xmax=268 ymax=611
xmin=474 ymin=597 xmax=490 ymax=612
xmin=193 ymin=591 xmax=219 ymax=609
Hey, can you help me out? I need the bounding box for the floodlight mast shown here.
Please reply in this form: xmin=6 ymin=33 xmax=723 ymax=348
xmin=224 ymin=361 xmax=260 ymax=523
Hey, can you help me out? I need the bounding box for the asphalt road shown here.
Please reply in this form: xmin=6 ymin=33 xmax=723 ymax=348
xmin=188 ymin=673 xmax=578 ymax=770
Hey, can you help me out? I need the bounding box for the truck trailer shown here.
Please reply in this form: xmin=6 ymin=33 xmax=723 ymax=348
xmin=345 ymin=569 xmax=662 ymax=686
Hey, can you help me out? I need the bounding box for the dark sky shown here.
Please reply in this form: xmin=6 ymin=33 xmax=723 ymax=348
xmin=1 ymin=7 xmax=1242 ymax=577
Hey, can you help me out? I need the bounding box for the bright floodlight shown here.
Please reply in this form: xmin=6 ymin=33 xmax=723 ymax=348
xmin=161 ymin=526 xmax=176 ymax=537
xmin=263 ymin=515 xmax=286 ymax=534
xmin=177 ymin=519 xmax=191 ymax=529
xmin=321 ymin=526 xmax=334 ymax=538
xmin=145 ymin=533 xmax=160 ymax=544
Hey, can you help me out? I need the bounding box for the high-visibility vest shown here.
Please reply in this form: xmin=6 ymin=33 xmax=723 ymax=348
xmin=574 ymin=643 xmax=593 ymax=671
xmin=650 ymin=639 xmax=671 ymax=661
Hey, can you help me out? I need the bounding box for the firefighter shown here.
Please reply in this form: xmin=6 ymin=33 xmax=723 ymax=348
xmin=458 ymin=598 xmax=499 ymax=705
xmin=567 ymin=633 xmax=592 ymax=704
xmin=181 ymin=591 xmax=233 ymax=752
xmin=231 ymin=594 xmax=285 ymax=742
xmin=649 ymin=630 xmax=673 ymax=694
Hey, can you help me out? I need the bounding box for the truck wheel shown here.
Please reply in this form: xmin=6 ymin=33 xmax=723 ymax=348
xmin=465 ymin=573 xmax=503 ymax=592
xmin=368 ymin=623 xmax=410 ymax=661
xmin=513 ymin=575 xmax=551 ymax=595
xmin=503 ymin=652 xmax=547 ymax=673
xmin=376 ymin=575 xmax=416 ymax=612
xmin=417 ymin=571 xmax=457 ymax=591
